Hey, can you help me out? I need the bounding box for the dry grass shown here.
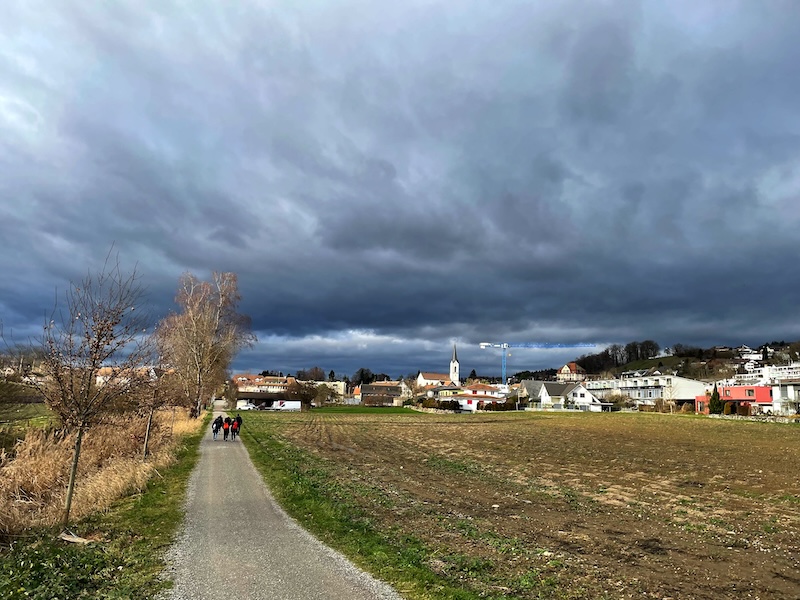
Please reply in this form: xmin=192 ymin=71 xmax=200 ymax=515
xmin=0 ymin=408 xmax=203 ymax=539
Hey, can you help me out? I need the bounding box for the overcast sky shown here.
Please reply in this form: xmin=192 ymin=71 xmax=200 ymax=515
xmin=2 ymin=1 xmax=800 ymax=380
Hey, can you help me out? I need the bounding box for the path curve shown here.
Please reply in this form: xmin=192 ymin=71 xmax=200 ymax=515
xmin=160 ymin=402 xmax=403 ymax=600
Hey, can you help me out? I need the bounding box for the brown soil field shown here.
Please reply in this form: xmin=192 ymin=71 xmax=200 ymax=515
xmin=266 ymin=410 xmax=800 ymax=599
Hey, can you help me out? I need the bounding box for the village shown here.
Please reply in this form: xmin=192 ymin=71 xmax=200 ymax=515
xmin=230 ymin=343 xmax=800 ymax=417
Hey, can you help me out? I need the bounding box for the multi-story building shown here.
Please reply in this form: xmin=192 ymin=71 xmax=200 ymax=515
xmin=584 ymin=372 xmax=706 ymax=408
xmin=232 ymin=374 xmax=296 ymax=394
xmin=733 ymin=362 xmax=800 ymax=384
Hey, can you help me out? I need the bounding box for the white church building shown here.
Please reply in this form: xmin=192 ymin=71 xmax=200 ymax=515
xmin=417 ymin=345 xmax=460 ymax=387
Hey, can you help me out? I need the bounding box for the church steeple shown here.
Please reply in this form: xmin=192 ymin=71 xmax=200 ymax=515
xmin=450 ymin=344 xmax=460 ymax=386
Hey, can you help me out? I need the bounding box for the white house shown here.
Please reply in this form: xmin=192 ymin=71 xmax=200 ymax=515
xmin=769 ymin=380 xmax=800 ymax=415
xmin=453 ymin=394 xmax=497 ymax=412
xmin=521 ymin=380 xmax=608 ymax=411
xmin=556 ymin=362 xmax=586 ymax=383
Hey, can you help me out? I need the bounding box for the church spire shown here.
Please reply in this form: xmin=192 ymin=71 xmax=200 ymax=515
xmin=450 ymin=344 xmax=460 ymax=386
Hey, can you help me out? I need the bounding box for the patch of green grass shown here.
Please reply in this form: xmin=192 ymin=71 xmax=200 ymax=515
xmin=425 ymin=455 xmax=485 ymax=477
xmin=313 ymin=405 xmax=412 ymax=414
xmin=778 ymin=494 xmax=800 ymax=504
xmin=762 ymin=517 xmax=780 ymax=534
xmin=0 ymin=402 xmax=56 ymax=453
xmin=730 ymin=488 xmax=764 ymax=500
xmin=0 ymin=401 xmax=53 ymax=424
xmin=0 ymin=414 xmax=207 ymax=599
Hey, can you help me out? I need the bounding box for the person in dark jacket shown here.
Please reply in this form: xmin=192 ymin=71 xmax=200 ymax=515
xmin=212 ymin=415 xmax=224 ymax=440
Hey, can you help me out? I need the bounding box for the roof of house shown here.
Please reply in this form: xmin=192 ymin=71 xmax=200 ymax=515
xmin=464 ymin=383 xmax=501 ymax=392
xmin=419 ymin=372 xmax=451 ymax=380
xmin=521 ymin=380 xmax=582 ymax=398
xmin=452 ymin=393 xmax=502 ymax=401
xmin=561 ymin=362 xmax=586 ymax=373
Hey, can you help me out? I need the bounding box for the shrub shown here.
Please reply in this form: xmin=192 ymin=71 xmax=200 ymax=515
xmin=737 ymin=404 xmax=751 ymax=417
xmin=723 ymin=402 xmax=734 ymax=415
xmin=421 ymin=397 xmax=437 ymax=409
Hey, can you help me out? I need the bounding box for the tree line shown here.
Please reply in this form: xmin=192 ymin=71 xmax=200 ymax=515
xmin=574 ymin=340 xmax=661 ymax=374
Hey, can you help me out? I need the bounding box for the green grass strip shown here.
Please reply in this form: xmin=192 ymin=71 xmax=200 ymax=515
xmin=0 ymin=415 xmax=208 ymax=600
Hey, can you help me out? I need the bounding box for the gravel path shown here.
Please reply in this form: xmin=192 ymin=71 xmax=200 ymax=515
xmin=159 ymin=404 xmax=403 ymax=600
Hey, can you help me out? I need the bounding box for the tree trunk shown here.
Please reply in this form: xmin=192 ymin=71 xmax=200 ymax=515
xmin=142 ymin=407 xmax=154 ymax=460
xmin=63 ymin=425 xmax=85 ymax=529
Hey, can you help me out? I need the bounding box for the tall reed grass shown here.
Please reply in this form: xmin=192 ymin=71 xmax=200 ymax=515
xmin=0 ymin=408 xmax=203 ymax=540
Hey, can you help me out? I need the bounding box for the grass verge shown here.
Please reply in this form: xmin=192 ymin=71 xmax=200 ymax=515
xmin=0 ymin=402 xmax=55 ymax=454
xmin=0 ymin=413 xmax=207 ymax=599
xmin=242 ymin=419 xmax=511 ymax=600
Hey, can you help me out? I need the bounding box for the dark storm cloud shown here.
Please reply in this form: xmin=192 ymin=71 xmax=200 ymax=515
xmin=2 ymin=0 xmax=800 ymax=376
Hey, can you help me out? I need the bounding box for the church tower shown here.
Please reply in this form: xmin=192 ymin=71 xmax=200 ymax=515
xmin=450 ymin=344 xmax=460 ymax=386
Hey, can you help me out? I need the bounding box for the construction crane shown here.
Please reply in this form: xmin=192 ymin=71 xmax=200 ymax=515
xmin=479 ymin=341 xmax=595 ymax=384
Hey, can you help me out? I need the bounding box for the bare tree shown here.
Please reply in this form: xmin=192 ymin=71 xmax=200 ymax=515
xmin=29 ymin=254 xmax=153 ymax=527
xmin=156 ymin=272 xmax=255 ymax=416
xmin=136 ymin=365 xmax=185 ymax=459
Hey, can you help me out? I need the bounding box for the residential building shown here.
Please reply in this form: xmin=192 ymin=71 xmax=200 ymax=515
xmin=232 ymin=373 xmax=297 ymax=395
xmin=452 ymin=393 xmax=498 ymax=412
xmin=521 ymin=380 xmax=609 ymax=412
xmin=733 ymin=362 xmax=800 ymax=385
xmin=770 ymin=379 xmax=800 ymax=414
xmin=556 ymin=362 xmax=586 ymax=383
xmin=360 ymin=380 xmax=413 ymax=406
xmin=461 ymin=382 xmax=505 ymax=399
xmin=584 ymin=373 xmax=706 ymax=408
xmin=695 ymin=385 xmax=772 ymax=414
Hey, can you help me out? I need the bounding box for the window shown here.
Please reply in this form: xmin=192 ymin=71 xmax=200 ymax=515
xmin=724 ymin=389 xmax=731 ymax=397
xmin=746 ymin=389 xmax=754 ymax=397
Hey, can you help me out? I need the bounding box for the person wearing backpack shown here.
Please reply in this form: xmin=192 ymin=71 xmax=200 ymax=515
xmin=222 ymin=418 xmax=230 ymax=441
xmin=212 ymin=415 xmax=223 ymax=440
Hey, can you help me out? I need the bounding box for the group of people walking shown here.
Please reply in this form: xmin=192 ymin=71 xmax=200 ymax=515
xmin=212 ymin=414 xmax=242 ymax=441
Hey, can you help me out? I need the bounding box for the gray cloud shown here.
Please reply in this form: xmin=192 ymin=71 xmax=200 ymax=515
xmin=2 ymin=0 xmax=800 ymax=377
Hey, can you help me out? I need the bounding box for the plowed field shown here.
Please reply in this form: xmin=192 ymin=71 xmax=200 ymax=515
xmin=247 ymin=409 xmax=800 ymax=599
